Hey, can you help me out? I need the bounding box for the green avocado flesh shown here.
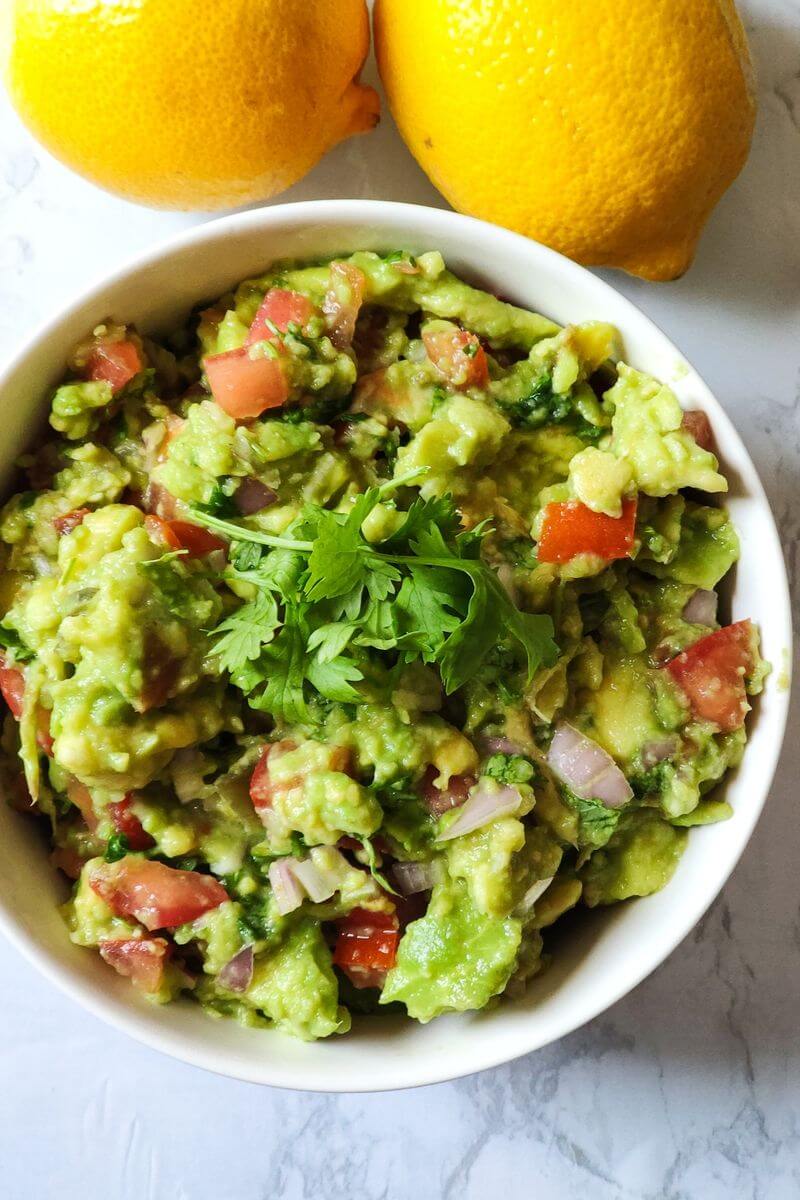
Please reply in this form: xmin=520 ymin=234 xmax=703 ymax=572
xmin=0 ymin=250 xmax=765 ymax=1040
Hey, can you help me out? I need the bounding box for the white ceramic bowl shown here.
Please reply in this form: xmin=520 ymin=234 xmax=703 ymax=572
xmin=0 ymin=201 xmax=791 ymax=1091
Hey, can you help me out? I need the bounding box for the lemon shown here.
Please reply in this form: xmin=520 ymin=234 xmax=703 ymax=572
xmin=375 ymin=0 xmax=756 ymax=280
xmin=3 ymin=0 xmax=379 ymax=210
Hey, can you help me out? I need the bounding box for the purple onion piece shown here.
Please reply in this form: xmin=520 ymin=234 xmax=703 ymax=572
xmin=547 ymin=722 xmax=632 ymax=810
xmin=436 ymin=783 xmax=522 ymax=843
xmin=289 ymin=858 xmax=337 ymax=904
xmin=682 ymin=588 xmax=718 ymax=627
xmin=390 ymin=859 xmax=443 ymax=895
xmin=235 ymin=478 xmax=278 ymax=516
xmin=475 ymin=734 xmax=526 ymax=758
xmin=268 ymin=859 xmax=304 ymax=915
xmin=517 ymin=876 xmax=555 ymax=915
xmin=218 ymin=944 xmax=254 ymax=993
xmin=641 ymin=737 xmax=679 ymax=769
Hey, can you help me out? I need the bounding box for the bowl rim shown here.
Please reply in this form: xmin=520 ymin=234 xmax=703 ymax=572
xmin=0 ymin=198 xmax=792 ymax=1092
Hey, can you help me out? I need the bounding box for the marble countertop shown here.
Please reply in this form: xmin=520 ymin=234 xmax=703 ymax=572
xmin=0 ymin=1 xmax=798 ymax=1195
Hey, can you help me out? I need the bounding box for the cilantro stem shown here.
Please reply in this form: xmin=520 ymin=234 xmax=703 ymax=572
xmin=191 ymin=468 xmax=428 ymax=552
xmin=190 ymin=509 xmax=313 ymax=552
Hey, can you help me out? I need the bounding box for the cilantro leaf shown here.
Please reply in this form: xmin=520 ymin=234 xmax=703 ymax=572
xmin=212 ymin=591 xmax=280 ymax=673
xmin=395 ymin=567 xmax=462 ymax=660
xmin=306 ymin=621 xmax=357 ymax=663
xmin=105 ymin=833 xmax=130 ymax=863
xmin=305 ymin=656 xmax=364 ymax=703
xmin=230 ymin=541 xmax=263 ymax=572
xmin=0 ymin=623 xmax=33 ymax=663
xmin=246 ymin=613 xmax=309 ymax=723
xmin=360 ymin=837 xmax=399 ymax=895
xmin=383 ymin=494 xmax=460 ymax=550
xmin=196 ymin=480 xmax=240 ymax=519
xmin=305 ymin=508 xmax=372 ymax=601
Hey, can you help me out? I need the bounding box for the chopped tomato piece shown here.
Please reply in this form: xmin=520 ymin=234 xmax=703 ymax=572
xmin=205 ymin=347 xmax=289 ymax=420
xmin=681 ymin=410 xmax=715 ymax=452
xmin=145 ymin=515 xmax=224 ymax=557
xmin=36 ymin=707 xmax=54 ymax=757
xmin=537 ymin=497 xmax=638 ymax=564
xmin=90 ymin=859 xmax=228 ymax=930
xmin=168 ymin=520 xmax=226 ymax=557
xmin=249 ymin=740 xmax=299 ymax=811
xmin=144 ymin=513 xmax=182 ymax=550
xmin=0 ymin=656 xmax=52 ymax=753
xmin=323 ymin=261 xmax=366 ymax=349
xmin=423 ymin=326 xmax=490 ymax=390
xmin=108 ymin=794 xmax=155 ymax=851
xmin=53 ymin=508 xmax=90 ymax=537
xmin=249 ymin=740 xmax=352 ymax=829
xmin=0 ymin=657 xmax=25 ymax=720
xmin=99 ymin=936 xmax=171 ymax=994
xmin=333 ymin=907 xmax=400 ymax=987
xmin=247 ymin=289 xmax=314 ymax=345
xmin=664 ymin=620 xmax=755 ymax=732
xmin=85 ymin=339 xmax=141 ymax=393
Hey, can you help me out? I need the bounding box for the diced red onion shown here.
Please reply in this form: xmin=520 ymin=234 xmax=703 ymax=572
xmin=475 ymin=734 xmax=526 ymax=758
xmin=682 ymin=589 xmax=718 ymax=627
xmin=270 ymin=848 xmax=365 ymax=913
xmin=235 ymin=478 xmax=278 ymax=516
xmin=217 ymin=944 xmax=254 ymax=993
xmin=496 ymin=563 xmax=519 ymax=604
xmin=392 ymin=261 xmax=420 ymax=276
xmin=641 ymin=737 xmax=678 ymax=768
xmin=517 ymin=876 xmax=554 ymax=914
xmin=289 ymin=857 xmax=337 ymax=904
xmin=390 ymin=859 xmax=443 ymax=895
xmin=206 ymin=549 xmax=227 ymax=574
xmin=268 ymin=859 xmax=305 ymax=915
xmin=142 ymin=480 xmax=179 ymax=519
xmin=436 ymin=782 xmax=522 ymax=842
xmin=547 ymin=722 xmax=632 ymax=809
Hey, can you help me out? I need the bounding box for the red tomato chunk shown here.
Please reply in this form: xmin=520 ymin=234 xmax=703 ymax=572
xmin=664 ymin=620 xmax=755 ymax=732
xmin=90 ymin=859 xmax=228 ymax=930
xmin=334 ymin=907 xmax=400 ymax=987
xmin=99 ymin=936 xmax=171 ymax=994
xmin=423 ymin=326 xmax=489 ymax=390
xmin=0 ymin=657 xmax=25 ymax=720
xmin=53 ymin=508 xmax=90 ymax=537
xmin=247 ymin=288 xmax=314 ymax=344
xmin=205 ymin=347 xmax=289 ymax=420
xmin=144 ymin=515 xmax=225 ymax=557
xmin=537 ymin=497 xmax=638 ymax=564
xmin=108 ymin=795 xmax=155 ymax=851
xmin=85 ymin=340 xmax=142 ymax=393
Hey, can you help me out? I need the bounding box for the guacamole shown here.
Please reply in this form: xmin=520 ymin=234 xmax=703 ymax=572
xmin=0 ymin=251 xmax=766 ymax=1040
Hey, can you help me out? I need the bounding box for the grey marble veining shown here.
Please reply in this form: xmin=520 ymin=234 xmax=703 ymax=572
xmin=0 ymin=1 xmax=798 ymax=1196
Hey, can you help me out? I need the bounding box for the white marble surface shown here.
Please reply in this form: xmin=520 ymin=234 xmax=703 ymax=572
xmin=1 ymin=2 xmax=799 ymax=1195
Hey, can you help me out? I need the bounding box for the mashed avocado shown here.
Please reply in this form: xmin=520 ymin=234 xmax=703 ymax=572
xmin=0 ymin=250 xmax=764 ymax=1041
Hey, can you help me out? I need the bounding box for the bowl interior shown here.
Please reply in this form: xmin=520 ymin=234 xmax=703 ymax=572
xmin=0 ymin=202 xmax=791 ymax=1091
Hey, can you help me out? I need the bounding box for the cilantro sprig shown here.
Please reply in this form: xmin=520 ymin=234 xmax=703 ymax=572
xmin=193 ymin=472 xmax=558 ymax=721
